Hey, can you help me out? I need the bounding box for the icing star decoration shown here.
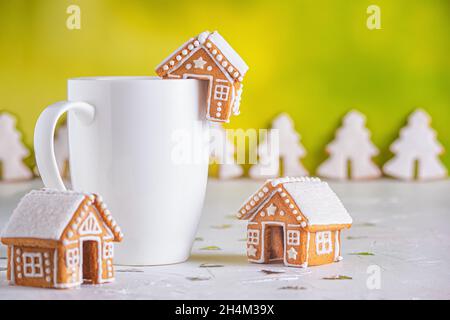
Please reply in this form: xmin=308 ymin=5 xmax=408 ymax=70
xmin=193 ymin=57 xmax=207 ymax=69
xmin=247 ymin=245 xmax=257 ymax=257
xmin=287 ymin=247 xmax=298 ymax=260
xmin=266 ymin=203 xmax=277 ymax=217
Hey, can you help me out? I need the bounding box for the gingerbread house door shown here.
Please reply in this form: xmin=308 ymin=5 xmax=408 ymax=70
xmin=264 ymin=223 xmax=285 ymax=263
xmin=82 ymin=239 xmax=100 ymax=284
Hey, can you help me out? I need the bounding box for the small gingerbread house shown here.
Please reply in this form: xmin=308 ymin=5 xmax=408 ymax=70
xmin=237 ymin=177 xmax=352 ymax=268
xmin=156 ymin=31 xmax=249 ymax=123
xmin=1 ymin=189 xmax=123 ymax=289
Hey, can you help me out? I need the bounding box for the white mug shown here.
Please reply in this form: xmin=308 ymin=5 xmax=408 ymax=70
xmin=34 ymin=76 xmax=209 ymax=265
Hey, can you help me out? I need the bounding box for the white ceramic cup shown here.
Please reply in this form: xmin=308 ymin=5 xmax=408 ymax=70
xmin=34 ymin=76 xmax=209 ymax=265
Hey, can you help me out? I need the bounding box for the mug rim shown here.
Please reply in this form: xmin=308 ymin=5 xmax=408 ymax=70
xmin=69 ymin=76 xmax=198 ymax=82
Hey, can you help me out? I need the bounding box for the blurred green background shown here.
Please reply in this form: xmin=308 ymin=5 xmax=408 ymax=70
xmin=0 ymin=0 xmax=449 ymax=172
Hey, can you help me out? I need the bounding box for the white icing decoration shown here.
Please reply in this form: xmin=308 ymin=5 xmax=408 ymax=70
xmin=247 ymin=245 xmax=257 ymax=257
xmin=169 ymin=60 xmax=175 ymax=66
xmin=176 ymin=55 xmax=182 ymax=61
xmin=287 ymin=247 xmax=298 ymax=260
xmin=228 ymin=66 xmax=234 ymax=73
xmin=206 ymin=42 xmax=212 ymax=48
xmin=266 ymin=203 xmax=277 ymax=216
xmin=188 ymin=44 xmax=194 ymax=50
xmin=222 ymin=61 xmax=228 ymax=67
xmin=186 ymin=63 xmax=192 ymax=70
xmin=193 ymin=57 xmax=207 ymax=69
xmin=197 ymin=31 xmax=210 ymax=44
xmin=207 ymin=66 xmax=213 ymax=71
xmin=216 ymin=54 xmax=223 ymax=61
xmin=163 ymin=65 xmax=169 ymax=71
xmin=194 ymin=40 xmax=200 ymax=47
xmin=212 ymin=49 xmax=217 ymax=55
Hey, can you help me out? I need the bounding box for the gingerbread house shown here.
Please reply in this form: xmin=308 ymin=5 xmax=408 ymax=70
xmin=237 ymin=177 xmax=352 ymax=267
xmin=1 ymin=189 xmax=123 ymax=289
xmin=155 ymin=31 xmax=249 ymax=123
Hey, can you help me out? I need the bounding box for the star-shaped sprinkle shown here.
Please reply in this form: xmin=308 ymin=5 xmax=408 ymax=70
xmin=287 ymin=247 xmax=298 ymax=260
xmin=266 ymin=203 xmax=277 ymax=216
xmin=193 ymin=57 xmax=207 ymax=69
xmin=247 ymin=245 xmax=257 ymax=257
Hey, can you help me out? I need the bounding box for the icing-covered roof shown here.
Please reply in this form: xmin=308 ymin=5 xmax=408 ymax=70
xmin=237 ymin=177 xmax=352 ymax=227
xmin=282 ymin=179 xmax=352 ymax=226
xmin=208 ymin=31 xmax=249 ymax=76
xmin=1 ymin=189 xmax=123 ymax=241
xmin=156 ymin=31 xmax=248 ymax=82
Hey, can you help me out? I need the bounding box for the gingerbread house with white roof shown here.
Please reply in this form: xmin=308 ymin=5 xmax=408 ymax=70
xmin=237 ymin=177 xmax=352 ymax=267
xmin=1 ymin=189 xmax=123 ymax=289
xmin=156 ymin=31 xmax=248 ymax=123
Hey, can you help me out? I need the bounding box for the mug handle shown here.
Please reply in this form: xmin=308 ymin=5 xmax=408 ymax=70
xmin=34 ymin=101 xmax=95 ymax=191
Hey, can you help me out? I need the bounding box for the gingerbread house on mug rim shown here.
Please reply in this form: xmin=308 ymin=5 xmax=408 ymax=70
xmin=237 ymin=177 xmax=352 ymax=267
xmin=1 ymin=189 xmax=123 ymax=289
xmin=155 ymin=31 xmax=248 ymax=123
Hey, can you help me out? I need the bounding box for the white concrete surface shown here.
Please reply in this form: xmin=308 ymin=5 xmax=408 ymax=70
xmin=0 ymin=178 xmax=449 ymax=299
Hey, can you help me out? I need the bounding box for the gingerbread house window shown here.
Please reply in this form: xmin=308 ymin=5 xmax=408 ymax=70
xmin=23 ymin=253 xmax=43 ymax=278
xmin=214 ymin=85 xmax=230 ymax=101
xmin=316 ymin=231 xmax=332 ymax=255
xmin=287 ymin=230 xmax=300 ymax=246
xmin=247 ymin=230 xmax=260 ymax=245
xmin=66 ymin=248 xmax=80 ymax=267
xmin=103 ymin=242 xmax=114 ymax=259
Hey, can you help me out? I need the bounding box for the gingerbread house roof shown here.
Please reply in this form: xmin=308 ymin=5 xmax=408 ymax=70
xmin=1 ymin=189 xmax=123 ymax=242
xmin=237 ymin=177 xmax=352 ymax=227
xmin=156 ymin=31 xmax=249 ymax=82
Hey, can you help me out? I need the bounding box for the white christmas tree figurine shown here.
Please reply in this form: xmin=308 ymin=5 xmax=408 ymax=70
xmin=249 ymin=129 xmax=280 ymax=179
xmin=0 ymin=112 xmax=33 ymax=181
xmin=54 ymin=122 xmax=70 ymax=179
xmin=272 ymin=113 xmax=309 ymax=177
xmin=317 ymin=110 xmax=381 ymax=180
xmin=209 ymin=123 xmax=243 ymax=179
xmin=383 ymin=109 xmax=447 ymax=181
